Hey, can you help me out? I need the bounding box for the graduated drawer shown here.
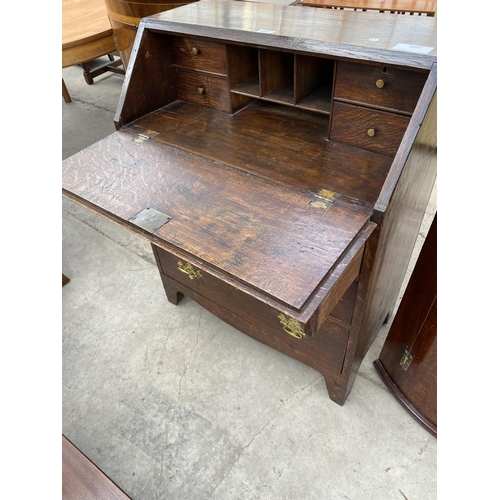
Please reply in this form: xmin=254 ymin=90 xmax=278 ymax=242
xmin=153 ymin=233 xmax=366 ymax=341
xmin=175 ymin=68 xmax=231 ymax=112
xmin=171 ymin=36 xmax=228 ymax=74
xmin=330 ymin=102 xmax=409 ymax=156
xmin=335 ymin=61 xmax=427 ymax=114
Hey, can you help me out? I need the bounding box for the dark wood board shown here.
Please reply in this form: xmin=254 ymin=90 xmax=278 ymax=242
xmin=134 ymin=100 xmax=393 ymax=202
xmin=143 ymin=1 xmax=437 ymax=70
xmin=62 ymin=126 xmax=372 ymax=310
xmin=62 ymin=436 xmax=131 ymax=500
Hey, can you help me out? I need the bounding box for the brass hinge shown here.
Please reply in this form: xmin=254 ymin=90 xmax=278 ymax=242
xmin=399 ymin=346 xmax=413 ymax=371
xmin=308 ymin=189 xmax=338 ymax=210
xmin=134 ymin=129 xmax=158 ymax=142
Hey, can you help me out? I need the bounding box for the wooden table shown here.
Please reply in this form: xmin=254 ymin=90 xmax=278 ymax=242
xmin=298 ymin=0 xmax=436 ymax=16
xmin=62 ymin=0 xmax=124 ymax=102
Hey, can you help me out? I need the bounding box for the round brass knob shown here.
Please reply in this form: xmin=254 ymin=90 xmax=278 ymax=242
xmin=192 ymin=47 xmax=199 ymax=55
xmin=375 ymin=79 xmax=385 ymax=88
xmin=197 ymin=87 xmax=205 ymax=95
xmin=367 ymin=128 xmax=376 ymax=137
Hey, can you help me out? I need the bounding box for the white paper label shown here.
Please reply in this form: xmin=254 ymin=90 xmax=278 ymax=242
xmin=392 ymin=43 xmax=434 ymax=54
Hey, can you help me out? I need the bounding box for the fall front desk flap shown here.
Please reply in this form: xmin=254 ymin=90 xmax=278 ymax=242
xmin=62 ymin=127 xmax=375 ymax=330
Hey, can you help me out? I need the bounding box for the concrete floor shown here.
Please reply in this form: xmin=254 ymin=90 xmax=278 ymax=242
xmin=62 ymin=58 xmax=437 ymax=500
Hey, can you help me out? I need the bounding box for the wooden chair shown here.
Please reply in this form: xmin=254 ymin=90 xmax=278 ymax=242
xmin=297 ymin=0 xmax=436 ymax=16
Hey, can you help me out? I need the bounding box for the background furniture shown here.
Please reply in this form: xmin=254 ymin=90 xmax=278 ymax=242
xmin=374 ymin=213 xmax=437 ymax=436
xmin=62 ymin=0 xmax=125 ymax=102
xmin=62 ymin=2 xmax=436 ymax=406
xmin=103 ymin=0 xmax=199 ymax=70
xmin=298 ymin=0 xmax=436 ymax=16
xmin=62 ymin=435 xmax=131 ymax=499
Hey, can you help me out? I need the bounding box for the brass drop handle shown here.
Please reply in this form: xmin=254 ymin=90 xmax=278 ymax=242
xmin=278 ymin=313 xmax=305 ymax=340
xmin=177 ymin=260 xmax=202 ymax=280
xmin=197 ymin=87 xmax=205 ymax=95
xmin=192 ymin=47 xmax=199 ymax=55
xmin=367 ymin=128 xmax=376 ymax=137
xmin=375 ymin=79 xmax=385 ymax=88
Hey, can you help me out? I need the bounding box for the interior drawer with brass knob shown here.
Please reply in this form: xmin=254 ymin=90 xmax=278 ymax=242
xmin=175 ymin=68 xmax=231 ymax=112
xmin=171 ymin=36 xmax=228 ymax=74
xmin=334 ymin=61 xmax=428 ymax=114
xmin=330 ymin=102 xmax=410 ymax=156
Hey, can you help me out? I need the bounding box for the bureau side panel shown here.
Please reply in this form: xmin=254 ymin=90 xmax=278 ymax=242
xmin=355 ymin=71 xmax=437 ymax=373
xmin=115 ymin=24 xmax=178 ymax=128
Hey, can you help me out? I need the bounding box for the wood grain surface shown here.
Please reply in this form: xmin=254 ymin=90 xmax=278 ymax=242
xmin=62 ymin=124 xmax=372 ymax=310
xmin=62 ymin=436 xmax=131 ymax=500
xmin=62 ymin=0 xmax=117 ymax=68
xmin=135 ymin=101 xmax=393 ymax=202
xmin=144 ymin=1 xmax=437 ymax=69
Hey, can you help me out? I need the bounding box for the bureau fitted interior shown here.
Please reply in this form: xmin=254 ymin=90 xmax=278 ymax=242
xmin=63 ymin=3 xmax=436 ymax=404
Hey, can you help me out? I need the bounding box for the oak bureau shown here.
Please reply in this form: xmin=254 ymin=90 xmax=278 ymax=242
xmin=62 ymin=0 xmax=437 ymax=405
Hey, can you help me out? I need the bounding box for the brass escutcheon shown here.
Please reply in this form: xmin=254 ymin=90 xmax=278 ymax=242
xmin=376 ymin=79 xmax=385 ymax=88
xmin=278 ymin=313 xmax=305 ymax=339
xmin=197 ymin=87 xmax=205 ymax=95
xmin=192 ymin=47 xmax=199 ymax=55
xmin=367 ymin=128 xmax=376 ymax=137
xmin=177 ymin=260 xmax=202 ymax=280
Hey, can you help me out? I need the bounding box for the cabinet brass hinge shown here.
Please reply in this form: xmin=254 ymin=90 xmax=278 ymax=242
xmin=134 ymin=129 xmax=158 ymax=142
xmin=308 ymin=189 xmax=338 ymax=210
xmin=399 ymin=346 xmax=413 ymax=371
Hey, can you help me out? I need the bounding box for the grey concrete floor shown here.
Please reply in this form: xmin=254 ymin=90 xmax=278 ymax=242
xmin=62 ymin=58 xmax=437 ymax=500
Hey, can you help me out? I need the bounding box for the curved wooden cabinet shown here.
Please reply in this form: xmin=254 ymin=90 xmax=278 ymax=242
xmin=104 ymin=0 xmax=199 ymax=69
xmin=374 ymin=214 xmax=437 ymax=436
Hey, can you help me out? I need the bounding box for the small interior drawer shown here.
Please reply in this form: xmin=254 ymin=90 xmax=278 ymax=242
xmin=175 ymin=68 xmax=231 ymax=112
xmin=330 ymin=102 xmax=409 ymax=156
xmin=334 ymin=61 xmax=427 ymax=114
xmin=171 ymin=36 xmax=228 ymax=75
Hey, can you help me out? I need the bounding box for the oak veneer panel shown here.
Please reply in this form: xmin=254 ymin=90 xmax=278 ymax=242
xmin=115 ymin=26 xmax=178 ymax=127
xmin=260 ymin=50 xmax=294 ymax=96
xmin=62 ymin=436 xmax=131 ymax=500
xmin=227 ymin=44 xmax=259 ymax=111
xmin=137 ymin=100 xmax=393 ymax=202
xmin=145 ymin=2 xmax=436 ymax=70
xmin=62 ymin=128 xmax=372 ymax=310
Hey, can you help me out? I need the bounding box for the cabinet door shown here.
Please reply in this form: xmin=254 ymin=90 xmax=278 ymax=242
xmin=374 ymin=214 xmax=437 ymax=436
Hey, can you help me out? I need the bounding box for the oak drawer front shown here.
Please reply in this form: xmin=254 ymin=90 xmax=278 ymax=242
xmin=335 ymin=61 xmax=427 ymax=114
xmin=163 ymin=273 xmax=350 ymax=376
xmin=330 ymin=102 xmax=409 ymax=156
xmin=154 ymin=244 xmax=363 ymax=340
xmin=171 ymin=37 xmax=228 ymax=74
xmin=156 ymin=247 xmax=314 ymax=339
xmin=176 ymin=69 xmax=231 ymax=112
